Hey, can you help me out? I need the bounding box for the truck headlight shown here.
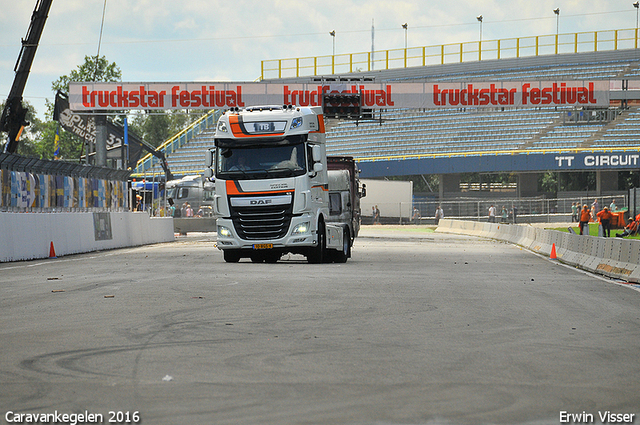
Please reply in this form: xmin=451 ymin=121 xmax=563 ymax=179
xmin=290 ymin=117 xmax=303 ymax=129
xmin=217 ymin=121 xmax=228 ymax=133
xmin=292 ymin=222 xmax=310 ymax=235
xmin=218 ymin=225 xmax=232 ymax=237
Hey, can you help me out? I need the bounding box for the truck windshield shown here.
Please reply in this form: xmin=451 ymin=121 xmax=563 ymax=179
xmin=216 ymin=140 xmax=307 ymax=180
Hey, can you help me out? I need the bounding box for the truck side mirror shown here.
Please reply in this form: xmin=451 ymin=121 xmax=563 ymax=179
xmin=312 ymin=145 xmax=322 ymax=162
xmin=313 ymin=162 xmax=323 ymax=173
xmin=204 ymin=149 xmax=213 ymax=168
xmin=360 ymin=183 xmax=367 ymax=198
xmin=203 ymin=168 xmax=214 ymax=178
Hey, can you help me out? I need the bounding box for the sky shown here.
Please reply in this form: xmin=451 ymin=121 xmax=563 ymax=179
xmin=1 ymin=0 xmax=638 ymax=119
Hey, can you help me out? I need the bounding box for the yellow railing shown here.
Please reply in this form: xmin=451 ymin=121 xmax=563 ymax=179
xmin=262 ymin=28 xmax=639 ymax=80
xmin=132 ymin=110 xmax=217 ymax=176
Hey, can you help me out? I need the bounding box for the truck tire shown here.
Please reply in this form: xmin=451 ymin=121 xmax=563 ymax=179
xmin=307 ymin=220 xmax=326 ymax=264
xmin=333 ymin=227 xmax=350 ymax=263
xmin=223 ymin=250 xmax=241 ymax=263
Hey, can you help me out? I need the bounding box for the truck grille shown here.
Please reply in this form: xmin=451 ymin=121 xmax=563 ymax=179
xmin=230 ymin=202 xmax=293 ymax=240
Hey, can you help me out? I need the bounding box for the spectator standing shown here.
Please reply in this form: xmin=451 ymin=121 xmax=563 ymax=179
xmin=435 ymin=205 xmax=444 ymax=225
xmin=374 ymin=205 xmax=381 ymax=224
xmin=488 ymin=204 xmax=496 ymax=223
xmin=412 ymin=207 xmax=421 ymax=225
xmin=579 ymin=204 xmax=591 ymax=235
xmin=591 ymin=198 xmax=600 ymax=220
xmin=610 ymin=199 xmax=617 ymax=212
xmin=571 ymin=202 xmax=578 ymax=222
xmin=501 ymin=206 xmax=508 ymax=223
xmin=596 ymin=206 xmax=614 ymax=237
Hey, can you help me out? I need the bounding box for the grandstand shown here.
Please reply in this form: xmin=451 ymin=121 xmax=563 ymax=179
xmin=313 ymin=49 xmax=640 ymax=163
xmin=134 ymin=36 xmax=640 ymax=200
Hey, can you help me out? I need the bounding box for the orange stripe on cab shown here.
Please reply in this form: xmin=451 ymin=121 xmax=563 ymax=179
xmin=226 ymin=180 xmax=293 ymax=196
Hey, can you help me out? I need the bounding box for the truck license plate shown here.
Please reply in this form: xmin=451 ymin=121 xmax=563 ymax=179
xmin=253 ymin=243 xmax=273 ymax=250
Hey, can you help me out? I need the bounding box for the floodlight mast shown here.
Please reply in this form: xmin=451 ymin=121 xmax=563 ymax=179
xmin=1 ymin=0 xmax=53 ymax=154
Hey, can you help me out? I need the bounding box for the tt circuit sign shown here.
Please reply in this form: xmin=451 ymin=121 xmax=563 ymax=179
xmin=68 ymin=81 xmax=610 ymax=111
xmin=555 ymin=153 xmax=640 ymax=169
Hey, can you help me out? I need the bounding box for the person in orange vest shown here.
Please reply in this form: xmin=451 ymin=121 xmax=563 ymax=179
xmin=579 ymin=204 xmax=591 ymax=235
xmin=616 ymin=217 xmax=639 ymax=238
xmin=596 ymin=206 xmax=614 ymax=238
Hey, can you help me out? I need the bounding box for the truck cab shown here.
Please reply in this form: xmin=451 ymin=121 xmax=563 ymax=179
xmin=204 ymin=105 xmax=351 ymax=263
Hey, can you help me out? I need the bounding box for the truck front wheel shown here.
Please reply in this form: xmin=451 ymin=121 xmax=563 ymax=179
xmin=307 ymin=220 xmax=326 ymax=264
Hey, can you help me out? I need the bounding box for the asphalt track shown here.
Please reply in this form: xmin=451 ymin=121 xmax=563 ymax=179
xmin=1 ymin=226 xmax=639 ymax=425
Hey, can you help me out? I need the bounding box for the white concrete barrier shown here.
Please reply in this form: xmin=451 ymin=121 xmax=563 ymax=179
xmin=0 ymin=212 xmax=174 ymax=262
xmin=436 ymin=219 xmax=640 ymax=283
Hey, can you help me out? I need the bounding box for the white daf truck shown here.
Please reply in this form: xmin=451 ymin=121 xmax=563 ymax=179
xmin=204 ymin=105 xmax=355 ymax=263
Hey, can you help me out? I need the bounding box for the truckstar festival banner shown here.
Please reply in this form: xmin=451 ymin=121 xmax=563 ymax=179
xmin=69 ymin=81 xmax=610 ymax=111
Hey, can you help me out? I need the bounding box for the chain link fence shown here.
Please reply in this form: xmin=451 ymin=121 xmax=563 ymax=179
xmin=365 ymin=194 xmax=628 ymax=225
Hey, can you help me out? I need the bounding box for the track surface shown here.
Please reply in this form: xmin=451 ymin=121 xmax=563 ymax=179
xmin=1 ymin=226 xmax=639 ymax=425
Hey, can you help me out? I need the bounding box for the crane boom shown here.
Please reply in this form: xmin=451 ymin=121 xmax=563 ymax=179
xmin=1 ymin=0 xmax=53 ymax=153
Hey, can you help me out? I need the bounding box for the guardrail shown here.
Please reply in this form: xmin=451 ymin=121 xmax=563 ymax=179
xmin=262 ymin=28 xmax=639 ymax=80
xmin=436 ymin=219 xmax=640 ymax=283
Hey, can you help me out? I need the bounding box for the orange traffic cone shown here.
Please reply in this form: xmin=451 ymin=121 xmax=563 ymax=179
xmin=49 ymin=241 xmax=57 ymax=259
xmin=550 ymin=243 xmax=557 ymax=260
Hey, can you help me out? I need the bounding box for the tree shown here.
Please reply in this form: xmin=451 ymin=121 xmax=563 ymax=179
xmin=51 ymin=55 xmax=122 ymax=95
xmin=538 ymin=172 xmax=558 ymax=194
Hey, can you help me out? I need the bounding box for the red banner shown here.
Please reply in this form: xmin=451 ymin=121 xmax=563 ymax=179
xmin=69 ymin=81 xmax=610 ymax=111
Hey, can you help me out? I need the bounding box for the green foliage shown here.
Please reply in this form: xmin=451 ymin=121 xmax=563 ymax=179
xmin=554 ymin=223 xmax=639 ymax=239
xmin=557 ymin=171 xmax=596 ymax=191
xmin=51 ymin=55 xmax=122 ymax=95
xmin=618 ymin=171 xmax=640 ymax=190
xmin=538 ymin=172 xmax=557 ymax=193
xmin=128 ymin=110 xmax=206 ymax=148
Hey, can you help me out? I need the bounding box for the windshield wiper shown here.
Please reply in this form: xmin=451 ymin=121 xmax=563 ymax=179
xmin=267 ymin=168 xmax=298 ymax=177
xmin=224 ymin=169 xmax=270 ymax=179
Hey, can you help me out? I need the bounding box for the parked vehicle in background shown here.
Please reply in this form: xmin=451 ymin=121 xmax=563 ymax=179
xmin=166 ymin=175 xmax=215 ymax=217
xmin=327 ymin=156 xmax=365 ymax=243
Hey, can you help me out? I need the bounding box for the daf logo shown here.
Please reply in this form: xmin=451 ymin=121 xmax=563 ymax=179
xmin=250 ymin=199 xmax=272 ymax=205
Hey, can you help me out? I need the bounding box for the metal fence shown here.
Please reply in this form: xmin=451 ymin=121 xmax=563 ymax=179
xmin=366 ymin=194 xmax=628 ymax=225
xmin=1 ymin=153 xmax=131 ymax=213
